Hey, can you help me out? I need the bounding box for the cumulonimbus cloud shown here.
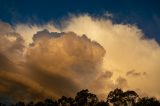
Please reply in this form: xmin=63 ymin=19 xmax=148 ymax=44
xmin=62 ymin=14 xmax=160 ymax=98
xmin=0 ymin=22 xmax=107 ymax=102
xmin=0 ymin=14 xmax=160 ymax=102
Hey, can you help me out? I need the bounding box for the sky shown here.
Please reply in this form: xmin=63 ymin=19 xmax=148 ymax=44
xmin=0 ymin=0 xmax=160 ymax=42
xmin=0 ymin=0 xmax=160 ymax=103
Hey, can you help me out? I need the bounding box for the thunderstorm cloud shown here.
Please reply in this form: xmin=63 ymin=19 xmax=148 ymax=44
xmin=0 ymin=14 xmax=160 ymax=102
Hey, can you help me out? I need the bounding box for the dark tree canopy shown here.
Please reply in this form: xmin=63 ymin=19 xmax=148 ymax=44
xmin=136 ymin=97 xmax=160 ymax=106
xmin=0 ymin=88 xmax=160 ymax=106
xmin=75 ymin=89 xmax=98 ymax=106
xmin=107 ymin=88 xmax=139 ymax=106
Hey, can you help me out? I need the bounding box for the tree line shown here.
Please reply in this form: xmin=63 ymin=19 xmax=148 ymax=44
xmin=0 ymin=88 xmax=160 ymax=106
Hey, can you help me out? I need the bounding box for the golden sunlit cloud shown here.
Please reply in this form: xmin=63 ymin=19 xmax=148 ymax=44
xmin=63 ymin=15 xmax=160 ymax=98
xmin=0 ymin=14 xmax=160 ymax=102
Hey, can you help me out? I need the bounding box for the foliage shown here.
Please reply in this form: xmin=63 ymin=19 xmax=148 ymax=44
xmin=0 ymin=88 xmax=160 ymax=106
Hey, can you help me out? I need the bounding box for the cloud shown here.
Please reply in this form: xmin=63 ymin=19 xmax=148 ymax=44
xmin=115 ymin=77 xmax=128 ymax=88
xmin=0 ymin=22 xmax=25 ymax=62
xmin=0 ymin=21 xmax=13 ymax=33
xmin=15 ymin=23 xmax=59 ymax=44
xmin=0 ymin=23 xmax=106 ymax=102
xmin=62 ymin=14 xmax=160 ymax=98
xmin=26 ymin=29 xmax=106 ymax=89
xmin=103 ymin=11 xmax=113 ymax=18
xmin=126 ymin=70 xmax=146 ymax=77
xmin=0 ymin=13 xmax=160 ymax=102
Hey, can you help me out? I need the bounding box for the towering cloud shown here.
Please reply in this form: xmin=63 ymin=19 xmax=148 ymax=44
xmin=25 ymin=30 xmax=106 ymax=97
xmin=0 ymin=23 xmax=106 ymax=102
xmin=62 ymin=15 xmax=160 ymax=98
xmin=0 ymin=14 xmax=160 ymax=102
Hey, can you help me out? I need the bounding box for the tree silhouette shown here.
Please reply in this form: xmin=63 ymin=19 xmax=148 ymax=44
xmin=58 ymin=96 xmax=75 ymax=106
xmin=44 ymin=99 xmax=58 ymax=106
xmin=26 ymin=101 xmax=34 ymax=106
xmin=107 ymin=88 xmax=139 ymax=106
xmin=34 ymin=101 xmax=44 ymax=106
xmin=95 ymin=101 xmax=109 ymax=106
xmin=0 ymin=102 xmax=6 ymax=106
xmin=136 ymin=97 xmax=160 ymax=106
xmin=0 ymin=88 xmax=160 ymax=106
xmin=122 ymin=90 xmax=139 ymax=106
xmin=14 ymin=101 xmax=25 ymax=106
xmin=107 ymin=88 xmax=124 ymax=106
xmin=75 ymin=89 xmax=98 ymax=106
